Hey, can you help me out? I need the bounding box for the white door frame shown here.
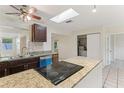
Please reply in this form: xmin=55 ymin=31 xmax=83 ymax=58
xmin=106 ymin=34 xmax=114 ymax=65
xmin=106 ymin=32 xmax=124 ymax=65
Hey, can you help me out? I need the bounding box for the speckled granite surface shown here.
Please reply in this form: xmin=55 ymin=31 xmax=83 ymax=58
xmin=0 ymin=57 xmax=102 ymax=88
xmin=0 ymin=51 xmax=57 ymax=63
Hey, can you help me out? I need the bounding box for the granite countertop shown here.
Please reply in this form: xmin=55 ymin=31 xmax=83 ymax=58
xmin=0 ymin=57 xmax=102 ymax=88
xmin=0 ymin=51 xmax=58 ymax=63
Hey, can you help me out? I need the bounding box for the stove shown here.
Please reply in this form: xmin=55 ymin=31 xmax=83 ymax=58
xmin=35 ymin=61 xmax=84 ymax=85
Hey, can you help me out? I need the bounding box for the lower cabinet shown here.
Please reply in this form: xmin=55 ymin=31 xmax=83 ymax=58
xmin=8 ymin=57 xmax=39 ymax=75
xmin=74 ymin=62 xmax=102 ymax=88
xmin=0 ymin=57 xmax=39 ymax=78
xmin=0 ymin=54 xmax=59 ymax=78
xmin=8 ymin=65 xmax=25 ymax=75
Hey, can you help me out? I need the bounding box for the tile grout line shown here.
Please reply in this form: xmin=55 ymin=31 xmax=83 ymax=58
xmin=103 ymin=65 xmax=112 ymax=88
xmin=117 ymin=61 xmax=120 ymax=88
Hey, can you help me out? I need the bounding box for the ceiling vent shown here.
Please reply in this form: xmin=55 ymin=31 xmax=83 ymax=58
xmin=65 ymin=20 xmax=72 ymax=23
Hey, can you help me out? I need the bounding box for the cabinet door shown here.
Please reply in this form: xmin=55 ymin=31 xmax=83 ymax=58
xmin=27 ymin=57 xmax=39 ymax=69
xmin=8 ymin=65 xmax=25 ymax=75
xmin=28 ymin=61 xmax=38 ymax=69
xmin=32 ymin=24 xmax=47 ymax=42
xmin=8 ymin=60 xmax=26 ymax=75
xmin=0 ymin=70 xmax=5 ymax=78
xmin=7 ymin=57 xmax=39 ymax=75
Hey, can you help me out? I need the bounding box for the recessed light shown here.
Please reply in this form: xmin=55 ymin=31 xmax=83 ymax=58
xmin=50 ymin=8 xmax=79 ymax=23
xmin=92 ymin=8 xmax=96 ymax=13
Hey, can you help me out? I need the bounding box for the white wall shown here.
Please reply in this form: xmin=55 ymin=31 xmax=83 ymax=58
xmin=114 ymin=34 xmax=124 ymax=60
xmin=51 ymin=27 xmax=104 ymax=61
xmin=65 ymin=26 xmax=124 ymax=67
xmin=51 ymin=26 xmax=124 ymax=66
xmin=51 ymin=34 xmax=76 ymax=60
xmin=68 ymin=27 xmax=105 ymax=65
xmin=87 ymin=33 xmax=101 ymax=60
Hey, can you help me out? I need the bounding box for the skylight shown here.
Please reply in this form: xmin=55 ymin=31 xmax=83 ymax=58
xmin=50 ymin=8 xmax=79 ymax=23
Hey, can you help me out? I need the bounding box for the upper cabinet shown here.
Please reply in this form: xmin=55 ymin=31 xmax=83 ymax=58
xmin=31 ymin=24 xmax=47 ymax=42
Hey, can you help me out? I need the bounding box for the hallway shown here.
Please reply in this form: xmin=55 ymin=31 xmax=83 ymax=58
xmin=103 ymin=60 xmax=124 ymax=88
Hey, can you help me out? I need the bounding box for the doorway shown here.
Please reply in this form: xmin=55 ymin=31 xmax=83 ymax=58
xmin=77 ymin=35 xmax=87 ymax=56
xmin=103 ymin=33 xmax=124 ymax=88
xmin=106 ymin=33 xmax=124 ymax=65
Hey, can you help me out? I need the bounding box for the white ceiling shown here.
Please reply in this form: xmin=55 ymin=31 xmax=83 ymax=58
xmin=0 ymin=5 xmax=124 ymax=33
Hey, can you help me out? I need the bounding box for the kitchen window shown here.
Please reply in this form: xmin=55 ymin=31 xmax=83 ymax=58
xmin=2 ymin=38 xmax=13 ymax=50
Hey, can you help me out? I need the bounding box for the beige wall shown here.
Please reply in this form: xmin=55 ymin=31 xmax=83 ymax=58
xmin=51 ymin=34 xmax=77 ymax=60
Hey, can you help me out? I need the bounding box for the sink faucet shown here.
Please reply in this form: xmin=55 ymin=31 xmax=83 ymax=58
xmin=21 ymin=47 xmax=29 ymax=56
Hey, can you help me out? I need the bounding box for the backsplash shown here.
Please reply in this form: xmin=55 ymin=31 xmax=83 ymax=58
xmin=28 ymin=42 xmax=43 ymax=52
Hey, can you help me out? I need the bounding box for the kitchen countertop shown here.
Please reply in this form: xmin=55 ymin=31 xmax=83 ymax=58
xmin=0 ymin=57 xmax=102 ymax=88
xmin=0 ymin=51 xmax=57 ymax=63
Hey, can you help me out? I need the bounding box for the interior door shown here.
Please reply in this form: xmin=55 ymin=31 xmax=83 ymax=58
xmin=87 ymin=33 xmax=101 ymax=59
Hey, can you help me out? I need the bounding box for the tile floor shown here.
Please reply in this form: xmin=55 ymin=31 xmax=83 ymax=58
xmin=103 ymin=60 xmax=124 ymax=88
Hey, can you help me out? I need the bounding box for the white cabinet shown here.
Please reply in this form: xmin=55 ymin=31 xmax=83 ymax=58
xmin=74 ymin=62 xmax=102 ymax=88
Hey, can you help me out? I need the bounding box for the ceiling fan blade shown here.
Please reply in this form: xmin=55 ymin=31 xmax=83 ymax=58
xmin=5 ymin=13 xmax=20 ymax=15
xmin=31 ymin=15 xmax=41 ymax=20
xmin=10 ymin=5 xmax=21 ymax=12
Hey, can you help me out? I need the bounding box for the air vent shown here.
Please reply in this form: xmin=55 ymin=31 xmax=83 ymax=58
xmin=65 ymin=20 xmax=72 ymax=23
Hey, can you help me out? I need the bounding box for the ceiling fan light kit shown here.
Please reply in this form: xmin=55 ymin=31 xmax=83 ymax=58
xmin=5 ymin=5 xmax=41 ymax=22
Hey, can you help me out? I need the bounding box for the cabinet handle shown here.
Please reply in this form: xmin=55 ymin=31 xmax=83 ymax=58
xmin=4 ymin=68 xmax=7 ymax=76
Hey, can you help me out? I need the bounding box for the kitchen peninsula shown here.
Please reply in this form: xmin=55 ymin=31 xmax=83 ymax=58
xmin=0 ymin=57 xmax=102 ymax=88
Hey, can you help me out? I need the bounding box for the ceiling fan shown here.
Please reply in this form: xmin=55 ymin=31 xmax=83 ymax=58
xmin=5 ymin=5 xmax=41 ymax=22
